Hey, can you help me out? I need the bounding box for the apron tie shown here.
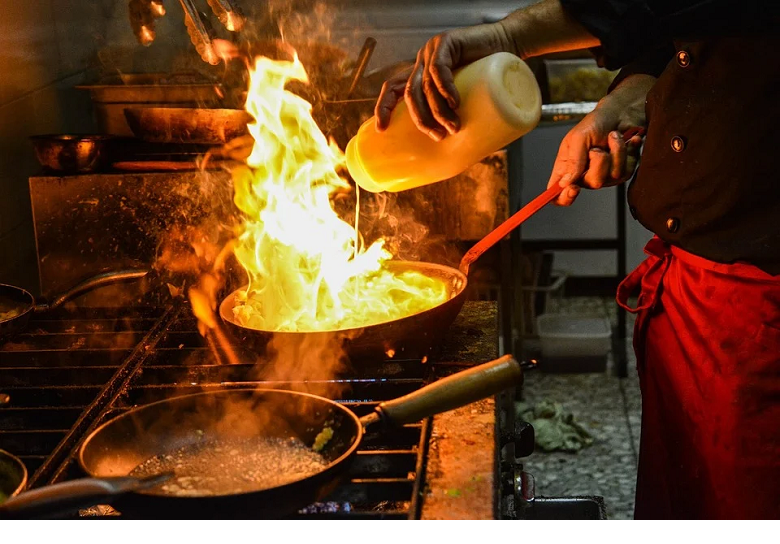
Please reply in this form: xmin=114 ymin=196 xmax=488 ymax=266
xmin=616 ymin=236 xmax=673 ymax=314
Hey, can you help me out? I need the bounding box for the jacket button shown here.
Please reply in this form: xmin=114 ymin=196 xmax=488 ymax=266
xmin=666 ymin=217 xmax=680 ymax=233
xmin=676 ymin=50 xmax=691 ymax=67
xmin=671 ymin=135 xmax=686 ymax=152
xmin=629 ymin=206 xmax=638 ymax=219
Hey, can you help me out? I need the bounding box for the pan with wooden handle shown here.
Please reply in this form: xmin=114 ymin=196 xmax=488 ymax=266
xmin=0 ymin=356 xmax=523 ymax=519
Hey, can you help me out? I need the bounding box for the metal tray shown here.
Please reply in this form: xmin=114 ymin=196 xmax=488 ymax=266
xmin=76 ymin=73 xmax=223 ymax=104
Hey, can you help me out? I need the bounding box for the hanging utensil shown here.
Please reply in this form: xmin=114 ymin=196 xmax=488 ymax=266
xmin=205 ymin=0 xmax=245 ymax=32
xmin=179 ymin=0 xmax=220 ymax=65
xmin=128 ymin=0 xmax=167 ymax=46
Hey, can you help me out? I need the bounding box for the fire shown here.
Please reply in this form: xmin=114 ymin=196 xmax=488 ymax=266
xmin=231 ymin=54 xmax=450 ymax=332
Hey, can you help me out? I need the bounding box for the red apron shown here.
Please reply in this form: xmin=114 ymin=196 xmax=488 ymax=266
xmin=617 ymin=237 xmax=780 ymax=519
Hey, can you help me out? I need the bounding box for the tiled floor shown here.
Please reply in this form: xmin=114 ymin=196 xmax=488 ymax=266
xmin=519 ymin=297 xmax=640 ymax=520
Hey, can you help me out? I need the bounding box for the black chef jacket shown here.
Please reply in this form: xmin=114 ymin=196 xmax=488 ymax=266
xmin=559 ymin=0 xmax=780 ymax=275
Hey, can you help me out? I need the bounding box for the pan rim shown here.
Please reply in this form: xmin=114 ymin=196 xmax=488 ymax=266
xmin=220 ymin=260 xmax=468 ymax=335
xmin=0 ymin=448 xmax=28 ymax=499
xmin=77 ymin=388 xmax=364 ymax=499
xmin=0 ymin=284 xmax=35 ymax=326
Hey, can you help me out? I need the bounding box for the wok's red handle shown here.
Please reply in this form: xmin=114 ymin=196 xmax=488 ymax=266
xmin=458 ymin=127 xmax=646 ymax=274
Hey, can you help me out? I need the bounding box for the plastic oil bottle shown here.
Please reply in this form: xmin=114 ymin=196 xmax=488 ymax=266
xmin=345 ymin=52 xmax=542 ymax=193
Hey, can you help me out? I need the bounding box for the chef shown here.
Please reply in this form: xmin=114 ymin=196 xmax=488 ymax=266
xmin=374 ymin=0 xmax=780 ymax=519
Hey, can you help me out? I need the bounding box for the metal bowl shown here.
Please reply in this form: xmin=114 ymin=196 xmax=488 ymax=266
xmin=30 ymin=134 xmax=112 ymax=174
xmin=0 ymin=449 xmax=27 ymax=503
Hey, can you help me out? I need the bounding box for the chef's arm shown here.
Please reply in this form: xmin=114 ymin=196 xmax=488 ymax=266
xmin=374 ymin=0 xmax=599 ymax=138
xmin=376 ymin=0 xmax=687 ymax=137
xmin=497 ymin=0 xmax=600 ymax=60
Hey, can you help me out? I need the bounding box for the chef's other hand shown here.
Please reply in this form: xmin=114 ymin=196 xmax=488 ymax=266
xmin=547 ymin=74 xmax=656 ymax=206
xmin=375 ymin=24 xmax=514 ymax=141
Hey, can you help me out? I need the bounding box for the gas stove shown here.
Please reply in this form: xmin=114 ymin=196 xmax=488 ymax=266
xmin=0 ymin=298 xmax=523 ymax=519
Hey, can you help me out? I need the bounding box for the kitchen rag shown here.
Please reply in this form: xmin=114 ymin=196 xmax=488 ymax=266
xmin=516 ymin=400 xmax=594 ymax=453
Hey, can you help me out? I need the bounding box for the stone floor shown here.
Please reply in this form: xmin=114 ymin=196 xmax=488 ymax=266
xmin=519 ymin=297 xmax=640 ymax=520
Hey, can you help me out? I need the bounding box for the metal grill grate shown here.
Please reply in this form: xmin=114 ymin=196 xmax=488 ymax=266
xmin=0 ymin=303 xmax=434 ymax=519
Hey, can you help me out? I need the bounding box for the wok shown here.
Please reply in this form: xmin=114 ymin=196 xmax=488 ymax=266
xmin=219 ymin=184 xmax=565 ymax=360
xmin=0 ymin=355 xmax=523 ymax=519
xmin=0 ymin=270 xmax=149 ymax=338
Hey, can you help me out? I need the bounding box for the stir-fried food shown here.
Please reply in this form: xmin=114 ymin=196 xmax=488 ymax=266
xmin=0 ymin=303 xmax=22 ymax=323
xmin=229 ymin=55 xmax=450 ymax=333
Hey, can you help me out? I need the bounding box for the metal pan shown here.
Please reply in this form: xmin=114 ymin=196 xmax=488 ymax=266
xmin=219 ymin=184 xmax=565 ymax=360
xmin=0 ymin=355 xmax=523 ymax=519
xmin=0 ymin=270 xmax=148 ymax=338
xmin=123 ymin=107 xmax=251 ymax=144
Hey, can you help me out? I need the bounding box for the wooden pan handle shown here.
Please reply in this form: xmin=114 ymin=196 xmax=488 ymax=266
xmin=369 ymin=355 xmax=522 ymax=427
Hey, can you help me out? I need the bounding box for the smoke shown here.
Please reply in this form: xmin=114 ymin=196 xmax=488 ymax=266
xmin=254 ymin=330 xmax=359 ymax=399
xmin=334 ymin=189 xmax=461 ymax=268
xmin=147 ymin=2 xmax=461 ymax=398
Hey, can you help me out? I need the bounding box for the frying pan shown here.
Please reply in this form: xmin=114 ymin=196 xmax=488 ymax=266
xmin=0 ymin=270 xmax=149 ymax=338
xmin=219 ymin=127 xmax=646 ymax=360
xmin=123 ymin=107 xmax=251 ymax=144
xmin=0 ymin=355 xmax=523 ymax=519
xmin=218 ymin=183 xmax=570 ymax=360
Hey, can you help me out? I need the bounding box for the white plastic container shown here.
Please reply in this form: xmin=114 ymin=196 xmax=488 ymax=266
xmin=536 ymin=314 xmax=612 ymax=359
xmin=346 ymin=52 xmax=542 ymax=193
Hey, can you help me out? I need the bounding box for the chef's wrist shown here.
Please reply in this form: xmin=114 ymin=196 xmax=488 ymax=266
xmin=597 ymin=74 xmax=655 ymax=126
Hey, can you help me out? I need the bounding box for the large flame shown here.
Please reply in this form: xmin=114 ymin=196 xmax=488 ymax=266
xmin=231 ymin=55 xmax=449 ymax=332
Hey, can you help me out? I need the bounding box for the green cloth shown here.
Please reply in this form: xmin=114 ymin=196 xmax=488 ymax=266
xmin=516 ymin=400 xmax=594 ymax=453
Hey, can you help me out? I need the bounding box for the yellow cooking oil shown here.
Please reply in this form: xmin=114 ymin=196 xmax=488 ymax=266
xmin=346 ymin=52 xmax=542 ymax=193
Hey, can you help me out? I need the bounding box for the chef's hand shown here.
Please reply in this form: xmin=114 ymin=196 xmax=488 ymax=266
xmin=374 ymin=0 xmax=600 ymax=140
xmin=374 ymin=24 xmax=514 ymax=141
xmin=548 ymin=74 xmax=656 ymax=206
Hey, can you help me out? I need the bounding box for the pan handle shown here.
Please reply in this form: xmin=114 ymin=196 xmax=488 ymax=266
xmin=0 ymin=473 xmax=172 ymax=519
xmin=346 ymin=37 xmax=377 ymax=99
xmin=363 ymin=355 xmax=523 ymax=428
xmin=34 ymin=269 xmax=149 ymax=313
xmin=458 ymin=127 xmax=646 ymax=275
xmin=459 ymin=186 xmax=561 ymax=275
